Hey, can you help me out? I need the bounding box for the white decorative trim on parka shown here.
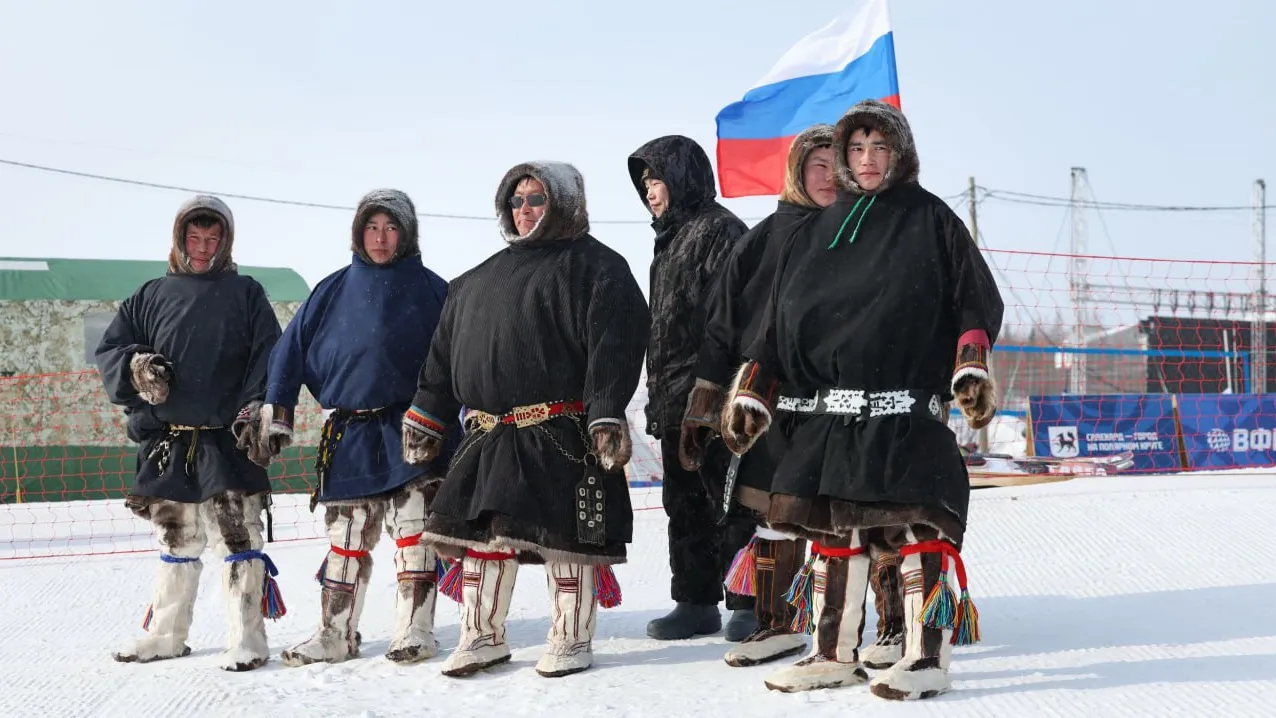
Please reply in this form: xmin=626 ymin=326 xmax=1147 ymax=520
xmin=952 ymin=365 xmax=990 ymax=395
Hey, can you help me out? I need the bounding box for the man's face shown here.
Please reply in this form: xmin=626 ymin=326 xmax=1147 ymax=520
xmin=802 ymin=146 xmax=837 ymax=207
xmin=511 ymin=177 xmax=547 ymax=237
xmin=184 ymin=223 xmax=223 ymax=273
xmin=847 ymin=128 xmax=892 ymax=192
xmin=644 ymin=177 xmax=669 ymax=218
xmin=362 ymin=211 xmax=400 ymax=264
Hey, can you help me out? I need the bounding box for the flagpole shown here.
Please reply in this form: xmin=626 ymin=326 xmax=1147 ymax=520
xmin=969 ymin=176 xmax=991 ymax=454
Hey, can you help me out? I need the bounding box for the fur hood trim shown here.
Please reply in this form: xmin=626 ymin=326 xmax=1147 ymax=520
xmin=351 ymin=188 xmax=420 ymax=264
xmin=833 ymin=99 xmax=919 ymax=196
xmin=494 ymin=161 xmax=590 ymax=243
xmin=169 ymin=195 xmax=236 ymax=274
xmin=778 ymin=124 xmax=835 ymax=208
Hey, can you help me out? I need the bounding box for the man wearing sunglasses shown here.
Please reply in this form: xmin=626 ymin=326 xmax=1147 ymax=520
xmin=627 ymin=135 xmax=756 ymax=642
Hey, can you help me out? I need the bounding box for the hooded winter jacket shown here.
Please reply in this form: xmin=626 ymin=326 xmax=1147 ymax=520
xmin=628 ymin=135 xmax=747 ymax=436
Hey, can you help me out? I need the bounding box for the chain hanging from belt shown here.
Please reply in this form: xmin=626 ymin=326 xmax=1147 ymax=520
xmin=454 ymin=400 xmax=607 ymax=546
xmin=312 ymin=407 xmax=385 ymax=511
xmin=147 ymin=424 xmax=224 ymax=478
xmin=450 ymin=400 xmax=594 ymax=471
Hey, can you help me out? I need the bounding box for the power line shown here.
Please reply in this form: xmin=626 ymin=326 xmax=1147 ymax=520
xmin=0 ymin=156 xmax=763 ymax=224
xmin=982 ymin=187 xmax=1275 ymax=212
xmin=2 ymin=155 xmax=1268 ymax=222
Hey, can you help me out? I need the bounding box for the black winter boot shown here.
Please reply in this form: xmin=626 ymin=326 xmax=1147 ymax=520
xmin=724 ymin=609 xmax=758 ymax=641
xmin=646 ymin=603 xmax=721 ymax=640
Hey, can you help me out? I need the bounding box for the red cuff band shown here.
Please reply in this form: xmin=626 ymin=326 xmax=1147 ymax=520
xmin=957 ymin=329 xmax=990 ymax=351
xmin=395 ymin=533 xmax=423 ymax=548
xmin=465 ymin=548 xmax=517 ymax=561
xmin=811 ymin=541 xmax=866 ymax=558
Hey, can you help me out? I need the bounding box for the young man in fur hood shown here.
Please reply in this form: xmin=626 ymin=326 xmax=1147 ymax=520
xmin=721 ymin=99 xmax=1004 ymax=699
xmin=95 ymin=195 xmax=284 ymax=672
xmin=688 ymin=123 xmax=903 ymax=670
xmin=628 ymin=134 xmax=758 ymax=642
xmin=260 ymin=188 xmax=459 ymax=667
xmin=402 ymin=161 xmax=650 ymax=678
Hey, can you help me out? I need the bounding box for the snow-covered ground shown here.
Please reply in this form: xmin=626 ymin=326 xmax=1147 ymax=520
xmin=2 ymin=473 xmax=1275 ymax=717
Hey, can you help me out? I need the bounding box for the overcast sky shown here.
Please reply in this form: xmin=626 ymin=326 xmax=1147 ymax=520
xmin=0 ymin=0 xmax=1271 ymax=316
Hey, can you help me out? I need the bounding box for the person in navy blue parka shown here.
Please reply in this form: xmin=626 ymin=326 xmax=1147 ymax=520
xmin=260 ymin=188 xmax=459 ymax=667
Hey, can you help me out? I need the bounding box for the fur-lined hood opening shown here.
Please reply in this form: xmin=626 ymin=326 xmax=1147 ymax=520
xmin=169 ymin=195 xmax=236 ymax=274
xmin=779 ymin=124 xmax=835 ymax=208
xmin=832 ymin=99 xmax=919 ymax=196
xmin=494 ymin=161 xmax=590 ymax=243
xmin=627 ymin=135 xmax=717 ymax=230
xmin=351 ymin=189 xmax=421 ymax=265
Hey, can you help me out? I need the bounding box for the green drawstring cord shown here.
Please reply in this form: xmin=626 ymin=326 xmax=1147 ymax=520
xmin=827 ymin=194 xmax=877 ymax=249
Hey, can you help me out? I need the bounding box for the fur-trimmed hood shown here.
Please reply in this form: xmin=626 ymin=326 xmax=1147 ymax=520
xmin=833 ymin=99 xmax=919 ymax=196
xmin=627 ymin=135 xmax=718 ymax=231
xmin=168 ymin=195 xmax=236 ymax=274
xmin=494 ymin=161 xmax=590 ymax=243
xmin=779 ymin=124 xmax=835 ymax=208
xmin=351 ymin=188 xmax=420 ymax=264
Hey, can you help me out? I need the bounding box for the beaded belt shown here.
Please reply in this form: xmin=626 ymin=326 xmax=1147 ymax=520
xmin=776 ymin=389 xmax=945 ymax=423
xmin=467 ymin=400 xmax=585 ymax=432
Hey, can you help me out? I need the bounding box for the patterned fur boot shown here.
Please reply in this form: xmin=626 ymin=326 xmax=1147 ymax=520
xmin=282 ymin=503 xmax=382 ymax=667
xmin=861 ymin=551 xmax=904 ymax=669
xmin=724 ymin=534 xmax=807 ymax=667
xmin=763 ymin=540 xmax=872 ymax=693
xmin=536 ymin=562 xmax=599 ymax=677
xmin=385 ymin=482 xmax=440 ymax=663
xmin=870 ymin=533 xmax=978 ymax=700
xmin=441 ymin=550 xmax=518 ymax=677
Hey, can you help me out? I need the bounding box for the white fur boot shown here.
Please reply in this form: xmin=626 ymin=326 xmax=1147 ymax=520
xmin=209 ymin=492 xmax=273 ymax=672
xmin=441 ymin=550 xmax=518 ymax=677
xmin=869 ymin=534 xmax=966 ymax=700
xmin=114 ymin=500 xmax=206 ymax=664
xmin=536 ymin=562 xmax=598 ymax=677
xmin=282 ymin=502 xmax=382 ymax=667
xmin=385 ymin=483 xmax=439 ymax=663
xmin=115 ymin=553 xmax=203 ymax=663
xmin=764 ymin=538 xmax=872 ymax=693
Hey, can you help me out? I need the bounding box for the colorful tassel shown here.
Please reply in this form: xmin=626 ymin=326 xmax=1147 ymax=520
xmin=225 ymin=550 xmax=286 ymax=620
xmin=784 ymin=556 xmax=817 ymax=634
xmin=952 ymin=589 xmax=981 ymax=645
xmin=919 ymin=570 xmax=957 ymax=630
xmin=314 ymin=555 xmax=328 ymax=583
xmin=435 ymin=556 xmax=448 ymax=582
xmin=593 ymin=565 xmax=623 ymax=608
xmin=141 ymin=604 xmax=154 ymax=631
xmin=438 ymin=559 xmax=464 ymax=603
xmin=724 ymin=537 xmax=757 ymax=597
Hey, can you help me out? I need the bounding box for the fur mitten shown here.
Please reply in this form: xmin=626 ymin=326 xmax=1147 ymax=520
xmin=590 ymin=420 xmax=632 ymax=471
xmin=129 ymin=352 xmax=173 ymax=405
xmin=953 ymin=330 xmax=998 ymax=430
xmin=402 ymin=406 xmax=445 ymax=465
xmin=678 ymin=379 xmax=724 ymax=471
xmin=721 ymin=361 xmax=776 ymax=455
xmin=232 ymin=400 xmax=272 ymax=467
xmin=260 ymin=404 xmax=295 ymax=455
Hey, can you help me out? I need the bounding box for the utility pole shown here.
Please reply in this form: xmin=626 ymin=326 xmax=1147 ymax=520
xmin=1069 ymin=168 xmax=1089 ymax=395
xmin=1254 ymin=179 xmax=1268 ymax=393
xmin=970 ymin=177 xmax=990 ymax=453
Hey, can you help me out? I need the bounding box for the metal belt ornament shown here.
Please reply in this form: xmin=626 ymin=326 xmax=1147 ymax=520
xmin=463 ymin=400 xmax=605 ymax=546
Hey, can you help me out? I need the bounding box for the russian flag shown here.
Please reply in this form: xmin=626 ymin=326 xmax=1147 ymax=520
xmin=715 ymin=0 xmax=901 ymax=198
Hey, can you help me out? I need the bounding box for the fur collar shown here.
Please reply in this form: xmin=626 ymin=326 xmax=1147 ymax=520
xmin=832 ymin=99 xmax=920 ymax=196
xmin=494 ymin=161 xmax=590 ymax=243
xmin=168 ymin=195 xmax=237 ymax=275
xmin=351 ymin=188 xmax=421 ymax=265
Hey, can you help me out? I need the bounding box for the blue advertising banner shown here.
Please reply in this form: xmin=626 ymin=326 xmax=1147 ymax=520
xmin=1029 ymin=394 xmax=1181 ymax=472
xmin=1176 ymin=394 xmax=1276 ymax=470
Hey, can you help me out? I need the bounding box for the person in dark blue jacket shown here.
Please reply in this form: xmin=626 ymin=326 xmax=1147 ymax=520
xmin=260 ymin=188 xmax=459 ymax=667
